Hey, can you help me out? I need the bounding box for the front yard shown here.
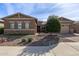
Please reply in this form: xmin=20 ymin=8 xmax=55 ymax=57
xmin=0 ymin=33 xmax=59 ymax=46
xmin=0 ymin=34 xmax=35 ymax=46
xmin=0 ymin=33 xmax=78 ymax=46
xmin=0 ymin=33 xmax=79 ymax=56
xmin=0 ymin=34 xmax=58 ymax=46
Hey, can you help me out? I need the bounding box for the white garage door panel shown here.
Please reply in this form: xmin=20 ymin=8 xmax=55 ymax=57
xmin=61 ymin=26 xmax=69 ymax=33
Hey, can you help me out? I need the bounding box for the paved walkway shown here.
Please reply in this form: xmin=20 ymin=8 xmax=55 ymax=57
xmin=0 ymin=42 xmax=79 ymax=56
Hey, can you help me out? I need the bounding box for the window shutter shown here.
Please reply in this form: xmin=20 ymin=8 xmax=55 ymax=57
xmin=15 ymin=22 xmax=18 ymax=29
xmin=22 ymin=22 xmax=25 ymax=29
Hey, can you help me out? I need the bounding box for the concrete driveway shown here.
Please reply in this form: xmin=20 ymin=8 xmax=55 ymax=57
xmin=0 ymin=34 xmax=79 ymax=56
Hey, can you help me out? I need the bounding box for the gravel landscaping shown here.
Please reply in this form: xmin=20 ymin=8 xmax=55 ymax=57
xmin=0 ymin=34 xmax=35 ymax=46
xmin=28 ymin=35 xmax=59 ymax=46
xmin=60 ymin=33 xmax=79 ymax=42
xmin=0 ymin=34 xmax=59 ymax=46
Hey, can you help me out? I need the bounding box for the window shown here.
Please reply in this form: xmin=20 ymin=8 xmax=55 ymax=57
xmin=18 ymin=22 xmax=22 ymax=29
xmin=10 ymin=23 xmax=14 ymax=29
xmin=25 ymin=23 xmax=29 ymax=29
xmin=9 ymin=21 xmax=14 ymax=29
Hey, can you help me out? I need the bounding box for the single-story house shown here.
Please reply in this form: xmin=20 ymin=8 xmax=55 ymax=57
xmin=59 ymin=17 xmax=74 ymax=33
xmin=2 ymin=13 xmax=75 ymax=34
xmin=37 ymin=21 xmax=47 ymax=32
xmin=37 ymin=17 xmax=74 ymax=33
xmin=2 ymin=13 xmax=37 ymax=34
xmin=73 ymin=22 xmax=79 ymax=33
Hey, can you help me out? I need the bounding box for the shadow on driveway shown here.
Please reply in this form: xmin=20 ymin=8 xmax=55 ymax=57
xmin=17 ymin=35 xmax=59 ymax=56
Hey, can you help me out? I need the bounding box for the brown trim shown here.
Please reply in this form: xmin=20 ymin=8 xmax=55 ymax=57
xmin=4 ymin=29 xmax=36 ymax=30
xmin=1 ymin=13 xmax=37 ymax=20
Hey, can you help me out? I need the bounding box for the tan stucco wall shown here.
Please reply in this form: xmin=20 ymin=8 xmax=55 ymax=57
xmin=0 ymin=23 xmax=4 ymax=28
xmin=60 ymin=21 xmax=73 ymax=33
xmin=60 ymin=24 xmax=70 ymax=33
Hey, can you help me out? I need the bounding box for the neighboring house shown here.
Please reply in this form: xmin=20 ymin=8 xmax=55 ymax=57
xmin=38 ymin=17 xmax=74 ymax=33
xmin=0 ymin=20 xmax=4 ymax=28
xmin=37 ymin=21 xmax=47 ymax=32
xmin=73 ymin=22 xmax=79 ymax=33
xmin=2 ymin=13 xmax=37 ymax=34
xmin=2 ymin=13 xmax=75 ymax=34
xmin=59 ymin=17 xmax=74 ymax=33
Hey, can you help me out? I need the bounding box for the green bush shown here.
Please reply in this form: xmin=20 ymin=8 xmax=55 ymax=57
xmin=0 ymin=28 xmax=4 ymax=34
xmin=21 ymin=39 xmax=26 ymax=42
xmin=28 ymin=38 xmax=33 ymax=42
xmin=46 ymin=16 xmax=61 ymax=33
xmin=21 ymin=38 xmax=33 ymax=44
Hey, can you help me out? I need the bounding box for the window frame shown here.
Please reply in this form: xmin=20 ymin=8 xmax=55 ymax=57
xmin=25 ymin=22 xmax=29 ymax=29
xmin=18 ymin=22 xmax=22 ymax=29
xmin=9 ymin=21 xmax=15 ymax=29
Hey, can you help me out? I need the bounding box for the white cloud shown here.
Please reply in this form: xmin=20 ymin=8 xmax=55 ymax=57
xmin=4 ymin=3 xmax=16 ymax=15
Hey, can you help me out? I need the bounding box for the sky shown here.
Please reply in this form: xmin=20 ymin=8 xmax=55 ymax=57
xmin=0 ymin=3 xmax=79 ymax=21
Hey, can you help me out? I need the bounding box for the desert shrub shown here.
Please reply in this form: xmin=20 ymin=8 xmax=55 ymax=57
xmin=28 ymin=38 xmax=33 ymax=43
xmin=21 ymin=39 xmax=26 ymax=42
xmin=21 ymin=38 xmax=33 ymax=44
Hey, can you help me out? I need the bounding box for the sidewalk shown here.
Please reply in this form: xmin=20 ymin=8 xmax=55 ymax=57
xmin=0 ymin=42 xmax=79 ymax=56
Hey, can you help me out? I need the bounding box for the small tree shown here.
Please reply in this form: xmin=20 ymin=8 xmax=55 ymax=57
xmin=46 ymin=15 xmax=61 ymax=33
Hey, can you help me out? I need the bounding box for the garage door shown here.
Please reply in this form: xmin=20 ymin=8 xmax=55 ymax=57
xmin=61 ymin=25 xmax=69 ymax=33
